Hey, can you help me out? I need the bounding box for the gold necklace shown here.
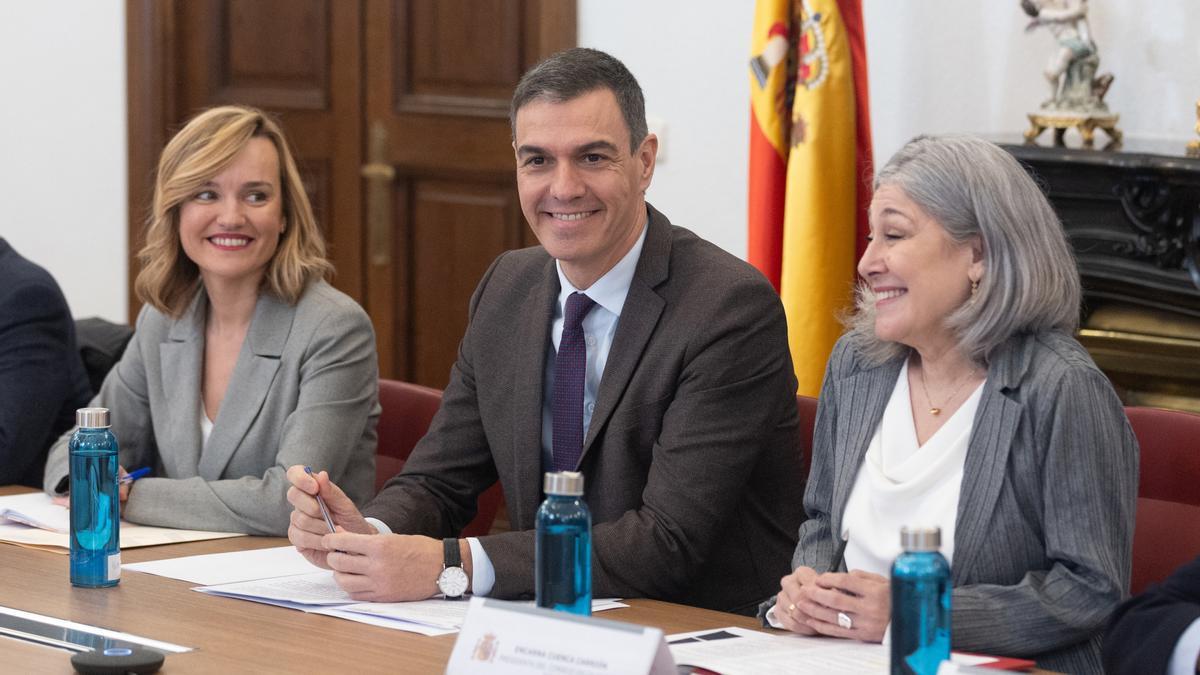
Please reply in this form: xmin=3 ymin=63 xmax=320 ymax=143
xmin=918 ymin=365 xmax=976 ymax=416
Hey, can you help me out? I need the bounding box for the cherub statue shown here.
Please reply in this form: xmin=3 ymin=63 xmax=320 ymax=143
xmin=1021 ymin=0 xmax=1112 ymax=112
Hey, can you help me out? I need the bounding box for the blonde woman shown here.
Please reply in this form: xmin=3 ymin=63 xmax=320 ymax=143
xmin=45 ymin=106 xmax=378 ymax=535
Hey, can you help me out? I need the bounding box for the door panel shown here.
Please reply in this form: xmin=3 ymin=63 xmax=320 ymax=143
xmin=410 ymin=180 xmax=522 ymax=386
xmin=127 ymin=0 xmax=576 ymax=388
xmin=365 ymin=0 xmax=574 ymax=385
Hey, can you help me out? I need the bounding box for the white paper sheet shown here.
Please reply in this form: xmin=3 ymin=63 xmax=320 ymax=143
xmin=123 ymin=545 xmax=319 ymax=585
xmin=195 ymin=571 xmax=353 ymax=605
xmin=311 ymin=607 xmax=459 ymax=636
xmin=0 ymin=519 xmax=244 ymax=550
xmin=193 ymin=570 xmax=628 ymax=636
xmin=0 ymin=493 xmax=245 ymax=550
xmin=668 ymin=626 xmax=891 ymax=674
xmin=0 ymin=492 xmax=70 ymax=532
xmin=668 ymin=627 xmax=1003 ymax=674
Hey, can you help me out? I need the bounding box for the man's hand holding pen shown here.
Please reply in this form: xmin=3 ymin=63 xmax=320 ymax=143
xmin=285 ymin=465 xmax=373 ymax=568
xmin=284 ymin=464 xmax=470 ymax=602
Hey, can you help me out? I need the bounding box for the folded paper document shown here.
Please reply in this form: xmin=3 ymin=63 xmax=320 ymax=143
xmin=0 ymin=492 xmax=245 ymax=550
xmin=191 ymin=566 xmax=626 ymax=636
xmin=0 ymin=492 xmax=70 ymax=532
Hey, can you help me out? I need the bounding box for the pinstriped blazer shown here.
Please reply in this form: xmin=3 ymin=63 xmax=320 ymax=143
xmin=795 ymin=331 xmax=1137 ymax=674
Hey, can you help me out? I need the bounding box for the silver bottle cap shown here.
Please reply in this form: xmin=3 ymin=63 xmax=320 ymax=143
xmin=543 ymin=471 xmax=584 ymax=496
xmin=900 ymin=526 xmax=941 ymax=552
xmin=76 ymin=408 xmax=111 ymax=429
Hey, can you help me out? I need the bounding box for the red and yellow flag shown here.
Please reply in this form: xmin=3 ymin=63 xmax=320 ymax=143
xmin=749 ymin=0 xmax=872 ymax=397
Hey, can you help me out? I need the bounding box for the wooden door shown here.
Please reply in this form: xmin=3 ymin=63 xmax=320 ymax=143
xmin=362 ymin=0 xmax=574 ymax=383
xmin=127 ymin=0 xmax=575 ymax=387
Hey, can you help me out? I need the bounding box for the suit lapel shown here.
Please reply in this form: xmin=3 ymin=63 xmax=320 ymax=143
xmin=509 ymin=259 xmax=557 ymax=530
xmin=158 ymin=290 xmax=205 ymax=477
xmin=830 ymin=358 xmax=902 ymax=542
xmin=952 ymin=338 xmax=1029 ymax=584
xmin=197 ymin=293 xmax=289 ymax=479
xmin=579 ymin=207 xmax=668 ymax=462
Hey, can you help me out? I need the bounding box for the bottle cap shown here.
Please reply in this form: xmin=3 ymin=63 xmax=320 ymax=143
xmin=543 ymin=471 xmax=584 ymax=496
xmin=900 ymin=526 xmax=941 ymax=552
xmin=76 ymin=408 xmax=111 ymax=429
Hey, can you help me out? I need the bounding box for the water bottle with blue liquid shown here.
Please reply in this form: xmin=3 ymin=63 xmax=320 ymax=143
xmin=535 ymin=471 xmax=591 ymax=615
xmin=891 ymin=526 xmax=951 ymax=675
xmin=69 ymin=408 xmax=120 ymax=587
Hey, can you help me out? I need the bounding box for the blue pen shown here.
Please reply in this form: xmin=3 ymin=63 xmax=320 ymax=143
xmin=119 ymin=467 xmax=151 ymax=484
xmin=304 ymin=466 xmax=338 ymax=534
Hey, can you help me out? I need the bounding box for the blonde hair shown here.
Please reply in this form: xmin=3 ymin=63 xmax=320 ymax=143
xmin=135 ymin=105 xmax=332 ymax=316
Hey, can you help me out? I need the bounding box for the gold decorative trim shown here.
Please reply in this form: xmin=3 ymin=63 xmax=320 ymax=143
xmin=1188 ymin=100 xmax=1200 ymax=158
xmin=1025 ymin=112 xmax=1122 ymax=149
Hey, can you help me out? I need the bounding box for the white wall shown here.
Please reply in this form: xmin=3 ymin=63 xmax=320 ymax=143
xmin=579 ymin=1 xmax=754 ymax=258
xmin=0 ymin=1 xmax=127 ymax=323
xmin=864 ymin=0 xmax=1200 ymax=164
xmin=5 ymin=2 xmax=1198 ymax=321
xmin=583 ymin=0 xmax=1200 ymax=257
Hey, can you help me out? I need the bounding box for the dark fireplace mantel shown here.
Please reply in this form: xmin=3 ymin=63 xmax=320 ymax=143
xmin=1000 ymin=139 xmax=1200 ymax=412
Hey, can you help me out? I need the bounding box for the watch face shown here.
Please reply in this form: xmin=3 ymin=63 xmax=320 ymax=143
xmin=437 ymin=566 xmax=469 ymax=598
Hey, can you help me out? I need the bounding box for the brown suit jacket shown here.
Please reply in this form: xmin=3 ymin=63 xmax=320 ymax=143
xmin=365 ymin=204 xmax=803 ymax=613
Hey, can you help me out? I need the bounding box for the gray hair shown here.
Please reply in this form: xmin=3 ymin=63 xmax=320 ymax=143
xmin=510 ymin=47 xmax=648 ymax=152
xmin=847 ymin=134 xmax=1082 ymax=365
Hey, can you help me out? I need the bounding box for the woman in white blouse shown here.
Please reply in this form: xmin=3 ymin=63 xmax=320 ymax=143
xmin=766 ymin=134 xmax=1137 ymax=673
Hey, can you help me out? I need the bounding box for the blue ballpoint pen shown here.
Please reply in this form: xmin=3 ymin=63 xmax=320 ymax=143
xmin=304 ymin=466 xmax=338 ymax=534
xmin=119 ymin=467 xmax=151 ymax=484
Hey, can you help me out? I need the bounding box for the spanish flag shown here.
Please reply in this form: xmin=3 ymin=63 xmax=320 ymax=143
xmin=749 ymin=0 xmax=872 ymax=397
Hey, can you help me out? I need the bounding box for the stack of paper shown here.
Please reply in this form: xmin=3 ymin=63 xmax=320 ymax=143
xmin=0 ymin=493 xmax=245 ymax=551
xmin=0 ymin=492 xmax=70 ymax=532
xmin=125 ymin=545 xmax=626 ymax=637
xmin=195 ymin=571 xmax=627 ymax=636
xmin=667 ymin=627 xmax=1014 ymax=674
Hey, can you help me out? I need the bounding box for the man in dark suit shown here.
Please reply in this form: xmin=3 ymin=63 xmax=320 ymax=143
xmin=1105 ymin=555 xmax=1200 ymax=674
xmin=286 ymin=48 xmax=803 ymax=614
xmin=0 ymin=238 xmax=92 ymax=487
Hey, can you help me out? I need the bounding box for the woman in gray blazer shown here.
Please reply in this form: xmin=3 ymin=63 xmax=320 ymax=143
xmin=766 ymin=135 xmax=1137 ymax=673
xmin=45 ymin=106 xmax=378 ymax=536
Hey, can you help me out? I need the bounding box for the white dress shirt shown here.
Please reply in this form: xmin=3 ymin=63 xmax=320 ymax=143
xmin=1169 ymin=619 xmax=1200 ymax=675
xmin=842 ymin=360 xmax=983 ymax=574
xmin=199 ymin=401 xmax=213 ymax=450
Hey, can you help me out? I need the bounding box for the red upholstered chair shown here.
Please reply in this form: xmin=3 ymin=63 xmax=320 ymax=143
xmin=375 ymin=379 xmax=503 ymax=538
xmin=797 ymin=395 xmax=818 ymax=482
xmin=1124 ymin=406 xmax=1200 ymax=595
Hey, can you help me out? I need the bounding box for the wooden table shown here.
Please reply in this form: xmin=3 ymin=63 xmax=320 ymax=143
xmin=0 ymin=530 xmax=761 ymax=673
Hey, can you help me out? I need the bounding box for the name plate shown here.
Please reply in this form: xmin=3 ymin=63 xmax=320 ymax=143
xmin=447 ymin=597 xmax=675 ymax=674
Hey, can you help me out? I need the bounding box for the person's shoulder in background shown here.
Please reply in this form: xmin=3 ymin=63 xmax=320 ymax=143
xmin=0 ymin=238 xmax=92 ymax=487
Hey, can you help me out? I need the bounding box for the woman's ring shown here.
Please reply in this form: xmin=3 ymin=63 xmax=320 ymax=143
xmin=837 ymin=611 xmax=853 ymax=630
xmin=787 ymin=603 xmax=796 ymax=613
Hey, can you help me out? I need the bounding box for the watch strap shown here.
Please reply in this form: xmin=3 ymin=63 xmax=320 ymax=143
xmin=443 ymin=537 xmax=462 ymax=569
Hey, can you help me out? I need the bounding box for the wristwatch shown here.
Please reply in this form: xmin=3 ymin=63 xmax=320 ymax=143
xmin=437 ymin=538 xmax=469 ymax=599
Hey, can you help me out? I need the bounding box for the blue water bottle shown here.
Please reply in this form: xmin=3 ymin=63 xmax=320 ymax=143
xmin=891 ymin=526 xmax=951 ymax=675
xmin=535 ymin=471 xmax=591 ymax=615
xmin=69 ymin=408 xmax=120 ymax=588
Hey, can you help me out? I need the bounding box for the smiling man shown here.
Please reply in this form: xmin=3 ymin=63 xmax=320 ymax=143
xmin=286 ymin=48 xmax=803 ymax=614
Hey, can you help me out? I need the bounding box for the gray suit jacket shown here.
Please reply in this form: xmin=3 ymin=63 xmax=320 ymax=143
xmin=793 ymin=331 xmax=1137 ymax=673
xmin=365 ymin=205 xmax=804 ymax=613
xmin=44 ymin=280 xmax=379 ymax=536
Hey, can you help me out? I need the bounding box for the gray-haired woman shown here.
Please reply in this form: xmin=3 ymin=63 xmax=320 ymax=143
xmin=766 ymin=134 xmax=1137 ymax=673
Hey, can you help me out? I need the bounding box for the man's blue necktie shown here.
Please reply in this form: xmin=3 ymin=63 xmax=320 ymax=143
xmin=552 ymin=292 xmax=596 ymax=472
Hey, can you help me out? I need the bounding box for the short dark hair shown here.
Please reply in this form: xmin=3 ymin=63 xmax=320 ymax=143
xmin=510 ymin=47 xmax=648 ymax=152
